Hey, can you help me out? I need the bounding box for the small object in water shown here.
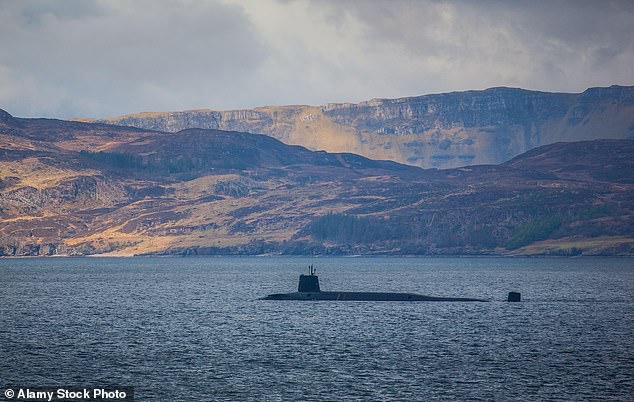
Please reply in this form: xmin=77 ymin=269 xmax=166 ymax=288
xmin=507 ymin=292 xmax=521 ymax=302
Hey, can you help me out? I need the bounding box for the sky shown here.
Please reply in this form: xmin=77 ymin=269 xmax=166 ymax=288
xmin=0 ymin=0 xmax=633 ymax=119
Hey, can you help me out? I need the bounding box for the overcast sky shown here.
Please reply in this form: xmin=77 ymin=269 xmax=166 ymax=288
xmin=1 ymin=0 xmax=633 ymax=119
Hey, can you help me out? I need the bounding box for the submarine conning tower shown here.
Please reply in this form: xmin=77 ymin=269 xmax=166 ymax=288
xmin=298 ymin=264 xmax=320 ymax=292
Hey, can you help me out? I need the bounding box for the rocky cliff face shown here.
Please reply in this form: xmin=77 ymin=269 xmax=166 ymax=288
xmin=84 ymin=86 xmax=634 ymax=169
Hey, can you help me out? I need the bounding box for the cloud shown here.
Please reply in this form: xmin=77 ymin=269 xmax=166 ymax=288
xmin=322 ymin=0 xmax=634 ymax=94
xmin=0 ymin=0 xmax=632 ymax=118
xmin=0 ymin=0 xmax=267 ymax=117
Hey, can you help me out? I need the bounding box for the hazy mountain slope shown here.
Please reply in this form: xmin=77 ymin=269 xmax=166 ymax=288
xmin=81 ymin=86 xmax=634 ymax=169
xmin=1 ymin=109 xmax=633 ymax=256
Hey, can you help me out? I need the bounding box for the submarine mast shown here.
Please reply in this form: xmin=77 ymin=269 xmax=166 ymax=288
xmin=298 ymin=264 xmax=320 ymax=292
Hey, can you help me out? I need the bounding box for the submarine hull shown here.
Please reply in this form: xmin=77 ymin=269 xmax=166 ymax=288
xmin=262 ymin=291 xmax=487 ymax=302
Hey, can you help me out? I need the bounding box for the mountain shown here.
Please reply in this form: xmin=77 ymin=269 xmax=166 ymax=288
xmin=1 ymin=109 xmax=633 ymax=256
xmin=80 ymin=85 xmax=634 ymax=169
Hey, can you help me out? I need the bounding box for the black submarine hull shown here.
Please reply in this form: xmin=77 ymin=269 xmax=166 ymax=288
xmin=261 ymin=291 xmax=487 ymax=302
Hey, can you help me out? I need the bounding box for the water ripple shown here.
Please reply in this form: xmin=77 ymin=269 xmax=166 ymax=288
xmin=1 ymin=257 xmax=633 ymax=401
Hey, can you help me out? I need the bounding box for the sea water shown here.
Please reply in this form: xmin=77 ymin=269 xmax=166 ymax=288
xmin=1 ymin=257 xmax=633 ymax=400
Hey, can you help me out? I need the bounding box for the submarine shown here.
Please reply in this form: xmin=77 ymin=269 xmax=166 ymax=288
xmin=261 ymin=265 xmax=488 ymax=302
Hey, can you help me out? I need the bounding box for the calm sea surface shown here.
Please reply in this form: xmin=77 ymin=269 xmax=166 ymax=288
xmin=1 ymin=257 xmax=633 ymax=401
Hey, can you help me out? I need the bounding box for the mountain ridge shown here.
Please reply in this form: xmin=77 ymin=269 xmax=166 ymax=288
xmin=77 ymin=85 xmax=634 ymax=169
xmin=0 ymin=109 xmax=632 ymax=257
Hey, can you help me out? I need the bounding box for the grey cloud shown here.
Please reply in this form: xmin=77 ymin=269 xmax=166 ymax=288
xmin=321 ymin=0 xmax=634 ymax=93
xmin=0 ymin=0 xmax=632 ymax=119
xmin=0 ymin=0 xmax=268 ymax=117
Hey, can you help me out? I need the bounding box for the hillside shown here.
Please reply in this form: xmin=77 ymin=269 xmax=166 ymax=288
xmin=81 ymin=86 xmax=634 ymax=169
xmin=1 ymin=109 xmax=633 ymax=256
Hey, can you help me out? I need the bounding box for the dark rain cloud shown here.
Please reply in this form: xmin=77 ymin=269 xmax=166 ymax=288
xmin=0 ymin=0 xmax=632 ymax=119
